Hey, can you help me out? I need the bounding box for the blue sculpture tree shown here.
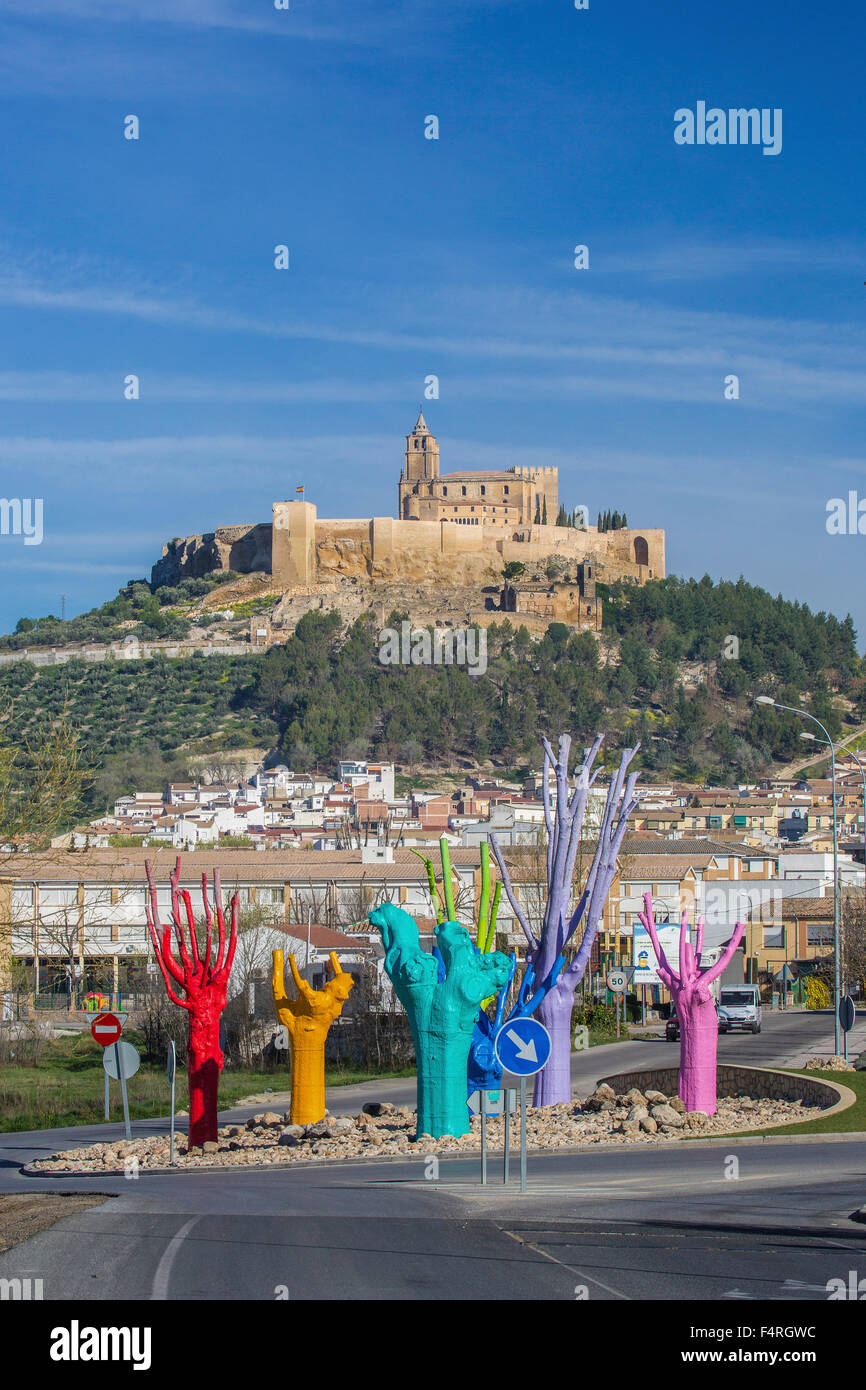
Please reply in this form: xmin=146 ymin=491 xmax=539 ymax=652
xmin=466 ymin=953 xmax=565 ymax=1096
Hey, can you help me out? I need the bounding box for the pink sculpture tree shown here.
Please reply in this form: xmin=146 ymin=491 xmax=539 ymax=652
xmin=145 ymin=857 xmax=239 ymax=1146
xmin=637 ymin=893 xmax=745 ymax=1115
xmin=491 ymin=733 xmax=641 ymax=1107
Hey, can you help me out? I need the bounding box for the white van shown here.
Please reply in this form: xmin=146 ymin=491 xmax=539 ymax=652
xmin=718 ymin=985 xmax=762 ymax=1034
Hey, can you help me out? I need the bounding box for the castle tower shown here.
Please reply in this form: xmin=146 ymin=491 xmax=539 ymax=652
xmin=402 ymin=409 xmax=439 ymax=484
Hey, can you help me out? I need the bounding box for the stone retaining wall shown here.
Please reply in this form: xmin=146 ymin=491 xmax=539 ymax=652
xmin=597 ymin=1064 xmax=840 ymax=1110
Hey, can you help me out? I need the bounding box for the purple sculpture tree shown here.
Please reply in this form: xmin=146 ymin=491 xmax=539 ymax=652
xmin=637 ymin=894 xmax=745 ymax=1115
xmin=491 ymin=733 xmax=641 ymax=1107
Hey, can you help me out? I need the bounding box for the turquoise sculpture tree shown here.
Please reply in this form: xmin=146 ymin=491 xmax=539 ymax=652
xmin=369 ymin=902 xmax=511 ymax=1139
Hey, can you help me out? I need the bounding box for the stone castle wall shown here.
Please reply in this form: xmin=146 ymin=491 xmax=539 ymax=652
xmin=152 ymin=504 xmax=665 ymax=594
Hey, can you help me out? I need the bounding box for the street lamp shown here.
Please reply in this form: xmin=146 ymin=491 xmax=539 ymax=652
xmin=643 ymin=896 xmax=672 ymax=1024
xmin=754 ymin=694 xmax=841 ymax=1052
xmin=800 ymin=729 xmax=865 ymax=999
xmin=733 ymin=887 xmax=759 ymax=985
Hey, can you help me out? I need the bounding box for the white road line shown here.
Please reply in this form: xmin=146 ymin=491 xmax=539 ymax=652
xmin=502 ymin=1227 xmax=630 ymax=1300
xmin=150 ymin=1216 xmax=202 ymax=1301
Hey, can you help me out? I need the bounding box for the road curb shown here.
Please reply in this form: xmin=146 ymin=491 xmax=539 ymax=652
xmin=19 ymin=1126 xmax=866 ymax=1178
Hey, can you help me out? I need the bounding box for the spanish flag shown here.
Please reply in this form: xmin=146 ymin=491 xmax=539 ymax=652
xmin=296 ymin=485 xmax=304 ymax=495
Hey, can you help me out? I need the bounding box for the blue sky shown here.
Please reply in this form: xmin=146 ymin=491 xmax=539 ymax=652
xmin=0 ymin=0 xmax=864 ymax=642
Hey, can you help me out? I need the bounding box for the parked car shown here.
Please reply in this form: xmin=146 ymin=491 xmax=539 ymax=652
xmin=718 ymin=985 xmax=762 ymax=1034
xmin=665 ymin=1001 xmax=724 ymax=1041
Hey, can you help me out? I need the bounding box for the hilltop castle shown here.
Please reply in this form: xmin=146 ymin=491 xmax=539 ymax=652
xmin=153 ymin=413 xmax=665 ymax=634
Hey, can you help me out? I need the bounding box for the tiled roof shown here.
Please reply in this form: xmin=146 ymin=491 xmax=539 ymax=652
xmin=2 ymin=845 xmax=490 ymax=886
xmin=277 ymin=925 xmax=369 ymax=950
xmin=623 ymin=836 xmax=774 ymax=859
xmin=618 ymin=856 xmax=707 ymax=879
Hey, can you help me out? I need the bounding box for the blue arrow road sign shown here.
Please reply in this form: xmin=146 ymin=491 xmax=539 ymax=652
xmin=494 ymin=1017 xmax=552 ymax=1077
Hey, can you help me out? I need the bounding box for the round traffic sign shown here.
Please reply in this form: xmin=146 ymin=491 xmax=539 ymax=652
xmin=839 ymin=995 xmax=856 ymax=1032
xmin=494 ymin=1017 xmax=552 ymax=1077
xmin=102 ymin=1040 xmax=141 ymax=1080
xmin=607 ymin=970 xmax=627 ymax=993
xmin=91 ymin=1012 xmax=123 ymax=1047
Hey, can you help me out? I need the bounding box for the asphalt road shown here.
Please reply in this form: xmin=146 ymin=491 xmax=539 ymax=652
xmin=0 ymin=1010 xmax=863 ymax=1301
xmin=1 ymin=1140 xmax=864 ymax=1301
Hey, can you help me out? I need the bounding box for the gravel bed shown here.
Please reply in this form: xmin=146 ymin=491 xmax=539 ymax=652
xmin=28 ymin=1083 xmax=824 ymax=1174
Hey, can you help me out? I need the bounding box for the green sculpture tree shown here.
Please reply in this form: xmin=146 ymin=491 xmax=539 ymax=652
xmin=369 ymin=902 xmax=511 ymax=1139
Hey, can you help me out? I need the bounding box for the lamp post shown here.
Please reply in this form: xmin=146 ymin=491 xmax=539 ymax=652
xmin=733 ymin=887 xmax=758 ymax=985
xmin=799 ymin=730 xmax=865 ymax=997
xmin=645 ymin=896 xmax=670 ymax=1025
xmin=755 ymin=695 xmax=840 ymax=1053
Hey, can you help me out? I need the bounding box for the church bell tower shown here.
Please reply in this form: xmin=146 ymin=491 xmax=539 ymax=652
xmin=403 ymin=409 xmax=439 ymax=484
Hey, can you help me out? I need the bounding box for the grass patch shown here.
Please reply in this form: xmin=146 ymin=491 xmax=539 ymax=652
xmin=578 ymin=1030 xmax=631 ymax=1049
xmin=737 ymin=1067 xmax=866 ymax=1138
xmin=0 ymin=1031 xmax=416 ymax=1132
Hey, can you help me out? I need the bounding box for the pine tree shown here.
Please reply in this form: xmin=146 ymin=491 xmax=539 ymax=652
xmin=556 ymin=504 xmax=567 ymax=527
xmin=622 ymin=512 xmax=628 ymax=528
xmin=534 ymin=501 xmax=541 ymax=524
xmin=542 ymin=497 xmax=548 ymax=525
xmin=597 ymin=511 xmax=602 ymax=531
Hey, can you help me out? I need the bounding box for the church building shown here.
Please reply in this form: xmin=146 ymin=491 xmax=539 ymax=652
xmin=398 ymin=411 xmax=559 ymax=528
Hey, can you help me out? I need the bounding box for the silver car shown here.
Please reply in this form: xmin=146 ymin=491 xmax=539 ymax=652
xmin=718 ymin=985 xmax=762 ymax=1034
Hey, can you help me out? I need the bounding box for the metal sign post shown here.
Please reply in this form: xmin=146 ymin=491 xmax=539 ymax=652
xmin=167 ymin=1040 xmax=177 ymax=1165
xmin=839 ymin=995 xmax=856 ymax=1063
xmin=519 ymin=1077 xmax=528 ymax=1191
xmin=481 ymin=1110 xmax=487 ymax=1184
xmin=92 ymin=1011 xmax=124 ymax=1129
xmin=494 ymin=1018 xmax=552 ymax=1194
xmin=115 ymin=1041 xmax=132 ymax=1142
xmin=468 ymin=1089 xmax=517 ymax=1186
xmin=102 ymin=1040 xmax=140 ymax=1144
xmin=607 ymin=970 xmax=627 ymax=1041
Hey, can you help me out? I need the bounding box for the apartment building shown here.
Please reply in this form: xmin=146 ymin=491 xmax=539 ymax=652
xmin=5 ymin=845 xmax=515 ymax=1007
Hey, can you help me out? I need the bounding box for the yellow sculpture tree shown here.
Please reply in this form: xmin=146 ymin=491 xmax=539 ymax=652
xmin=272 ymin=949 xmax=354 ymax=1125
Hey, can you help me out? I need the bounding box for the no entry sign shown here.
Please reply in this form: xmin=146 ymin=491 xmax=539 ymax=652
xmin=91 ymin=1012 xmax=123 ymax=1047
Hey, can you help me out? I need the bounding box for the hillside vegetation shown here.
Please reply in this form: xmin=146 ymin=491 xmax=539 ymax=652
xmin=0 ymin=574 xmax=860 ymax=813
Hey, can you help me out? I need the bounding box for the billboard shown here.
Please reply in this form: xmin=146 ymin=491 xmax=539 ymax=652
xmin=632 ymin=924 xmax=682 ymax=985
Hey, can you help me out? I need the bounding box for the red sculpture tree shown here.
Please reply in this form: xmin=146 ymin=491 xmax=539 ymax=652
xmin=145 ymin=857 xmax=239 ymax=1146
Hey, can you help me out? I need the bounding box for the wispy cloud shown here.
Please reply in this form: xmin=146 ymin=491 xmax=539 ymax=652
xmin=0 ymin=0 xmax=358 ymax=39
xmin=2 ymin=248 xmax=865 ymax=410
xmin=594 ymin=237 xmax=866 ymax=281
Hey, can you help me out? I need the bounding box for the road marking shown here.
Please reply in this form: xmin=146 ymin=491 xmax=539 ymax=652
xmin=151 ymin=1216 xmax=202 ymax=1300
xmin=505 ymin=1028 xmax=538 ymax=1062
xmin=502 ymin=1227 xmax=630 ymax=1300
xmin=781 ymin=1279 xmax=833 ymax=1292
